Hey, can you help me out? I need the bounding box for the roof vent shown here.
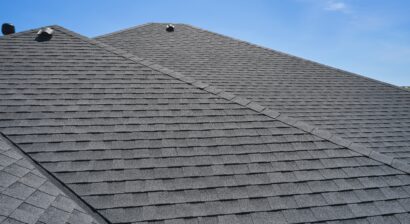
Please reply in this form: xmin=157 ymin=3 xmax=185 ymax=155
xmin=36 ymin=27 xmax=54 ymax=41
xmin=166 ymin=24 xmax=175 ymax=32
xmin=2 ymin=23 xmax=15 ymax=35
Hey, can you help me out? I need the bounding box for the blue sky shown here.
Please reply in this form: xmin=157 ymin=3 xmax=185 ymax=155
xmin=1 ymin=0 xmax=409 ymax=86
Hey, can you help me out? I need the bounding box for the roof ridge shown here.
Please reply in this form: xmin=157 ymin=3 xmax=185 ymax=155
xmin=181 ymin=23 xmax=410 ymax=95
xmin=93 ymin=22 xmax=155 ymax=39
xmin=55 ymin=25 xmax=410 ymax=174
xmin=0 ymin=133 xmax=110 ymax=224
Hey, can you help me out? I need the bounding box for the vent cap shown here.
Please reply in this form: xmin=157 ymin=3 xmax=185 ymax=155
xmin=36 ymin=27 xmax=54 ymax=41
xmin=166 ymin=24 xmax=175 ymax=32
xmin=2 ymin=23 xmax=15 ymax=35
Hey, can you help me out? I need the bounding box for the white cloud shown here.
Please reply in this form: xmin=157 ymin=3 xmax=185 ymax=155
xmin=325 ymin=1 xmax=347 ymax=12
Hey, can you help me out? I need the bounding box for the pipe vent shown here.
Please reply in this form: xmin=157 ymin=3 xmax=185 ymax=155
xmin=166 ymin=24 xmax=175 ymax=32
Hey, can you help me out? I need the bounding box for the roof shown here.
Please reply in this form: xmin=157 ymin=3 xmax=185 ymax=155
xmin=0 ymin=135 xmax=101 ymax=224
xmin=0 ymin=24 xmax=409 ymax=223
xmin=96 ymin=23 xmax=410 ymax=171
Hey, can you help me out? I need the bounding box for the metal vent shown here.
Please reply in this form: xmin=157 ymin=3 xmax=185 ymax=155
xmin=166 ymin=24 xmax=175 ymax=32
xmin=36 ymin=27 xmax=54 ymax=41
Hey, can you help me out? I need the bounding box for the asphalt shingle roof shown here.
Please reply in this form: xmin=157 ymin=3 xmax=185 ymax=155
xmin=0 ymin=24 xmax=410 ymax=223
xmin=0 ymin=135 xmax=101 ymax=224
xmin=96 ymin=23 xmax=410 ymax=169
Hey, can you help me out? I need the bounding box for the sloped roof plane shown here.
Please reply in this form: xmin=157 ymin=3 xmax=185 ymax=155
xmin=96 ymin=23 xmax=410 ymax=170
xmin=0 ymin=24 xmax=409 ymax=223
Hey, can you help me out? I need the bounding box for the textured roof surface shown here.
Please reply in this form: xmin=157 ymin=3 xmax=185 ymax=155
xmin=96 ymin=23 xmax=410 ymax=167
xmin=1 ymin=25 xmax=410 ymax=223
xmin=0 ymin=135 xmax=100 ymax=224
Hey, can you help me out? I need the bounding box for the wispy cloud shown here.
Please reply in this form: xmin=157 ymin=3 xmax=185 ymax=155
xmin=324 ymin=1 xmax=347 ymax=12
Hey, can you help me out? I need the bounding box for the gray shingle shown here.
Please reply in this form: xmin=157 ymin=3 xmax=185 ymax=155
xmin=0 ymin=172 xmax=19 ymax=188
xmin=349 ymin=202 xmax=381 ymax=217
xmin=268 ymin=196 xmax=297 ymax=210
xmin=25 ymin=191 xmax=55 ymax=209
xmin=0 ymin=137 xmax=99 ymax=224
xmin=9 ymin=203 xmax=44 ymax=224
xmin=294 ymin=193 xmax=327 ymax=208
xmin=251 ymin=211 xmax=287 ymax=224
xmin=311 ymin=205 xmax=354 ymax=221
xmin=0 ymin=194 xmax=22 ymax=217
xmin=366 ymin=216 xmax=401 ymax=224
xmin=283 ymin=208 xmax=317 ymax=223
xmin=3 ymin=182 xmax=36 ymax=200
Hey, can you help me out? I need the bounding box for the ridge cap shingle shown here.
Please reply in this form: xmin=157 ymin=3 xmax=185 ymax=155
xmin=56 ymin=25 xmax=410 ymax=174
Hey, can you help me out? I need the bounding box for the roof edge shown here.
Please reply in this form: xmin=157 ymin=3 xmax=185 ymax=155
xmin=56 ymin=25 xmax=410 ymax=174
xmin=0 ymin=133 xmax=110 ymax=224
